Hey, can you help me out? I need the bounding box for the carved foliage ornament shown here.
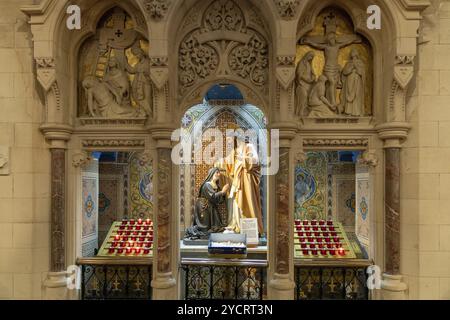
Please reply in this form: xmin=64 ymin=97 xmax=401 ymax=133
xmin=144 ymin=0 xmax=170 ymax=20
xmin=303 ymin=139 xmax=369 ymax=147
xmin=36 ymin=57 xmax=56 ymax=92
xmin=179 ymin=0 xmax=269 ymax=94
xmin=81 ymin=139 xmax=145 ymax=148
xmin=274 ymin=0 xmax=300 ymax=19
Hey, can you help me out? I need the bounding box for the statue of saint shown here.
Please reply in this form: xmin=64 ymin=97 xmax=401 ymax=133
xmin=340 ymin=49 xmax=366 ymax=116
xmin=301 ymin=12 xmax=361 ymax=108
xmin=103 ymin=57 xmax=131 ymax=106
xmin=82 ymin=76 xmax=140 ymax=118
xmin=216 ymin=132 xmax=264 ymax=235
xmin=308 ymin=75 xmax=337 ymax=118
xmin=295 ymin=51 xmax=316 ymax=117
xmin=185 ymin=168 xmax=230 ymax=240
xmin=125 ymin=46 xmax=153 ymax=117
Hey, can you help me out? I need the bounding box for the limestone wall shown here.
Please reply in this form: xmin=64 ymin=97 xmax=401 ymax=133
xmin=402 ymin=0 xmax=450 ymax=300
xmin=0 ymin=0 xmax=49 ymax=299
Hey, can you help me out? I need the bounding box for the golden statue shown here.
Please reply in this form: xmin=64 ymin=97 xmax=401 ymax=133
xmin=215 ymin=131 xmax=264 ymax=235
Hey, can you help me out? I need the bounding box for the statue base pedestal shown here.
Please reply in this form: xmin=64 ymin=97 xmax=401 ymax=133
xmin=183 ymin=239 xmax=209 ymax=246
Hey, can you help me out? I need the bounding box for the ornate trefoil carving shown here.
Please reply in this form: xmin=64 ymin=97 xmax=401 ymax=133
xmin=144 ymin=0 xmax=170 ymax=20
xmin=274 ymin=0 xmax=300 ymax=19
xmin=179 ymin=0 xmax=269 ymax=95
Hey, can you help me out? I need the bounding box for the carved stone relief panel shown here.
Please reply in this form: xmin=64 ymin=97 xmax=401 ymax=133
xmin=178 ymin=0 xmax=269 ymax=98
xmin=78 ymin=8 xmax=152 ymax=120
xmin=296 ymin=8 xmax=373 ymax=119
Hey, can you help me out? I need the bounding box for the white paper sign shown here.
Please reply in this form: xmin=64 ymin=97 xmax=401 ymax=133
xmin=240 ymin=218 xmax=259 ymax=246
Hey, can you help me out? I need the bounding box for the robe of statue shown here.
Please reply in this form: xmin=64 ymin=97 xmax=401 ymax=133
xmin=216 ymin=141 xmax=263 ymax=235
xmin=340 ymin=51 xmax=366 ymax=116
xmin=185 ymin=168 xmax=226 ymax=240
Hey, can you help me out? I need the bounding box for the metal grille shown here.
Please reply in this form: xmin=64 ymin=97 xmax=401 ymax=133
xmin=80 ymin=264 xmax=152 ymax=300
xmin=295 ymin=265 xmax=369 ymax=300
xmin=182 ymin=261 xmax=266 ymax=300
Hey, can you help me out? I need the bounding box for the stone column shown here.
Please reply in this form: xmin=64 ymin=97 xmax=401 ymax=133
xmin=377 ymin=123 xmax=410 ymax=300
xmin=268 ymin=123 xmax=296 ymax=300
xmin=150 ymin=125 xmax=177 ymax=299
xmin=40 ymin=124 xmax=73 ymax=299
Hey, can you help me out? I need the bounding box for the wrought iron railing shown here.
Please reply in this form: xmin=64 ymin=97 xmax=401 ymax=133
xmin=295 ymin=259 xmax=372 ymax=300
xmin=181 ymin=258 xmax=267 ymax=300
xmin=77 ymin=257 xmax=153 ymax=300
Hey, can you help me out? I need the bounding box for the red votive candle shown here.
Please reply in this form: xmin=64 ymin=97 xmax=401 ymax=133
xmin=318 ymin=244 xmax=323 ymax=249
xmin=299 ymin=237 xmax=305 ymax=243
xmin=115 ymin=235 xmax=120 ymax=241
xmin=321 ymin=227 xmax=327 ymax=231
xmin=301 ymin=243 xmax=307 ymax=249
xmin=319 ymin=220 xmax=325 ymax=226
xmin=329 ymin=249 xmax=336 ymax=256
xmin=320 ymin=250 xmax=327 ymax=255
xmin=338 ymin=248 xmax=345 ymax=256
xmin=126 ymin=247 xmax=132 ymax=254
xmin=146 ymin=218 xmax=151 ymax=225
xmin=149 ymin=236 xmax=154 ymax=241
xmin=297 ymin=232 xmax=304 ymax=237
xmin=303 ymin=220 xmax=309 ymax=225
xmin=311 ymin=249 xmax=318 ymax=255
xmin=117 ymin=248 xmax=124 ymax=254
xmin=138 ymin=218 xmax=143 ymax=225
xmin=121 ymin=220 xmax=127 ymax=225
xmin=333 ymin=237 xmax=340 ymax=242
xmin=302 ymin=250 xmax=309 ymax=255
xmin=327 ymin=243 xmax=333 ymax=249
xmin=304 ymin=226 xmax=310 ymax=231
xmin=119 ymin=226 xmax=125 ymax=230
xmin=135 ymin=248 xmax=141 ymax=254
xmin=108 ymin=248 xmax=115 ymax=254
xmin=314 ymin=232 xmax=320 ymax=237
xmin=312 ymin=226 xmax=318 ymax=231
xmin=327 ymin=220 xmax=333 ymax=226
xmin=317 ymin=238 xmax=322 ymax=243
xmin=127 ymin=226 xmax=133 ymax=230
xmin=308 ymin=237 xmax=314 ymax=242
xmin=144 ymin=249 xmax=150 ymax=254
xmin=331 ymin=232 xmax=337 ymax=237
xmin=309 ymin=244 xmax=316 ymax=249
xmin=323 ymin=232 xmax=329 ymax=237
xmin=295 ymin=220 xmax=301 ymax=226
xmin=325 ymin=237 xmax=331 ymax=243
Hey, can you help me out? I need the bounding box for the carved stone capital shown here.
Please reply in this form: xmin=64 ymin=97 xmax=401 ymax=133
xmin=148 ymin=123 xmax=177 ymax=146
xmin=144 ymin=0 xmax=170 ymax=20
xmin=36 ymin=57 xmax=56 ymax=92
xmin=274 ymin=0 xmax=300 ymax=20
xmin=72 ymin=152 xmax=92 ymax=168
xmin=40 ymin=124 xmax=73 ymax=149
xmin=269 ymin=122 xmax=297 ymax=145
xmin=376 ymin=122 xmax=411 ymax=148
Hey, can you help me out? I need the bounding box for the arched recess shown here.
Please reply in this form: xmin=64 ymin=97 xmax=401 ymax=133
xmin=296 ymin=0 xmax=397 ymax=122
xmin=52 ymin=0 xmax=150 ymax=125
xmin=178 ymin=95 xmax=269 ymax=235
xmin=172 ymin=0 xmax=273 ymax=123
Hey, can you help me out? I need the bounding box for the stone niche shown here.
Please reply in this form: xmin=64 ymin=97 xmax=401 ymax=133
xmin=77 ymin=7 xmax=152 ymax=125
xmin=295 ymin=7 xmax=373 ymax=122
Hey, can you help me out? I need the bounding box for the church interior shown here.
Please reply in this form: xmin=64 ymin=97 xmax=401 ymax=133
xmin=0 ymin=0 xmax=449 ymax=301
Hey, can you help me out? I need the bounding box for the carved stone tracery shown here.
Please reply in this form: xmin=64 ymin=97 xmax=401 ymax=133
xmin=178 ymin=0 xmax=269 ymax=96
